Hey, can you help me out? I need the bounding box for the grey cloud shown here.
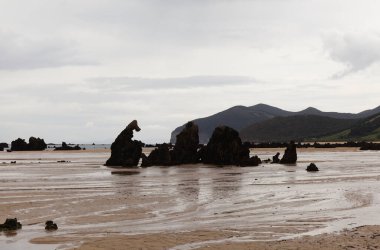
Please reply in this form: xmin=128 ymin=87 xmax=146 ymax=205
xmin=0 ymin=31 xmax=96 ymax=70
xmin=323 ymin=32 xmax=380 ymax=79
xmin=87 ymin=75 xmax=257 ymax=91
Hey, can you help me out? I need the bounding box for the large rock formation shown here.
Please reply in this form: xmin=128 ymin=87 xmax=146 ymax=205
xmin=10 ymin=137 xmax=47 ymax=151
xmin=280 ymin=141 xmax=297 ymax=164
xmin=54 ymin=142 xmax=81 ymax=151
xmin=201 ymin=126 xmax=260 ymax=166
xmin=171 ymin=121 xmax=199 ymax=164
xmin=105 ymin=120 xmax=143 ymax=167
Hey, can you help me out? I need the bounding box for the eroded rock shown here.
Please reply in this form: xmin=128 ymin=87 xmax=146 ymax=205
xmin=201 ymin=126 xmax=255 ymax=165
xmin=171 ymin=121 xmax=200 ymax=164
xmin=280 ymin=141 xmax=297 ymax=164
xmin=105 ymin=120 xmax=143 ymax=167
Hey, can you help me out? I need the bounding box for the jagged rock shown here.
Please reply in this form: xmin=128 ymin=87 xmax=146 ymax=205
xmin=280 ymin=141 xmax=297 ymax=164
xmin=11 ymin=137 xmax=47 ymax=151
xmin=0 ymin=218 xmax=22 ymax=231
xmin=54 ymin=142 xmax=81 ymax=151
xmin=171 ymin=122 xmax=200 ymax=164
xmin=306 ymin=163 xmax=319 ymax=172
xmin=201 ymin=126 xmax=251 ymax=165
xmin=45 ymin=220 xmax=58 ymax=231
xmin=272 ymin=152 xmax=280 ymax=163
xmin=105 ymin=120 xmax=143 ymax=167
xmin=0 ymin=142 xmax=8 ymax=151
xmin=141 ymin=144 xmax=172 ymax=167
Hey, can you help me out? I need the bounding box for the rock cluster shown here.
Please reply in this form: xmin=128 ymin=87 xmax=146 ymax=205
xmin=54 ymin=142 xmax=81 ymax=150
xmin=11 ymin=137 xmax=47 ymax=151
xmin=105 ymin=120 xmax=143 ymax=167
xmin=0 ymin=218 xmax=22 ymax=231
xmin=106 ymin=121 xmax=304 ymax=168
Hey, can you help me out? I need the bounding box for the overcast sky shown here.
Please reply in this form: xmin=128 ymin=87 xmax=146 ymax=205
xmin=1 ymin=0 xmax=380 ymax=143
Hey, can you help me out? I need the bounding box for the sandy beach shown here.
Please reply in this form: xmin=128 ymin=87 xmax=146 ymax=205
xmin=1 ymin=148 xmax=380 ymax=249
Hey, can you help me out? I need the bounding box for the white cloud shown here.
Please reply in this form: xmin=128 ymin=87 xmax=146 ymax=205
xmin=323 ymin=32 xmax=380 ymax=79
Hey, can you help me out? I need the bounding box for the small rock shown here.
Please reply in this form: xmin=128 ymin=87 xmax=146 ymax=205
xmin=0 ymin=218 xmax=22 ymax=231
xmin=306 ymin=163 xmax=319 ymax=172
xmin=45 ymin=220 xmax=58 ymax=231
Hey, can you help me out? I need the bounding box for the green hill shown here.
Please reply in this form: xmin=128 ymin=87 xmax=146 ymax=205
xmin=320 ymin=113 xmax=380 ymax=141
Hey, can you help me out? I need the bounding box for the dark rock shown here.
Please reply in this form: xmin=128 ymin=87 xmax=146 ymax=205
xmin=11 ymin=138 xmax=29 ymax=151
xmin=280 ymin=141 xmax=297 ymax=164
xmin=45 ymin=220 xmax=58 ymax=231
xmin=272 ymin=152 xmax=280 ymax=163
xmin=105 ymin=120 xmax=143 ymax=167
xmin=141 ymin=144 xmax=172 ymax=167
xmin=171 ymin=122 xmax=200 ymax=164
xmin=28 ymin=137 xmax=47 ymax=150
xmin=10 ymin=161 xmax=16 ymax=164
xmin=0 ymin=142 xmax=8 ymax=151
xmin=306 ymin=163 xmax=319 ymax=172
xmin=0 ymin=218 xmax=22 ymax=231
xmin=201 ymin=126 xmax=251 ymax=165
xmin=359 ymin=142 xmax=380 ymax=150
xmin=54 ymin=142 xmax=82 ymax=151
xmin=11 ymin=137 xmax=47 ymax=151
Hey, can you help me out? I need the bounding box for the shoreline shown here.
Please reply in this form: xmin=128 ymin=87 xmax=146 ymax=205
xmin=28 ymin=225 xmax=380 ymax=249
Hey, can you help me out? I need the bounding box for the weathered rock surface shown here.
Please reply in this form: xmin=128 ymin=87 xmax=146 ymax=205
xmin=201 ymin=126 xmax=257 ymax=165
xmin=10 ymin=137 xmax=47 ymax=151
xmin=105 ymin=120 xmax=143 ymax=167
xmin=141 ymin=143 xmax=172 ymax=167
xmin=171 ymin=122 xmax=200 ymax=164
xmin=54 ymin=142 xmax=81 ymax=151
xmin=306 ymin=163 xmax=319 ymax=172
xmin=0 ymin=218 xmax=22 ymax=231
xmin=280 ymin=141 xmax=297 ymax=164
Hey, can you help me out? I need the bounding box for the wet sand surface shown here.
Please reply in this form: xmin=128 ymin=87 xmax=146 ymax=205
xmin=0 ymin=148 xmax=380 ymax=249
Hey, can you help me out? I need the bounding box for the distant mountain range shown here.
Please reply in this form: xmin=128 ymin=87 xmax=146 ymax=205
xmin=170 ymin=104 xmax=380 ymax=143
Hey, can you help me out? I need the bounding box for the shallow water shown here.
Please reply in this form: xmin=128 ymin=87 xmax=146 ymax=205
xmin=0 ymin=148 xmax=379 ymax=249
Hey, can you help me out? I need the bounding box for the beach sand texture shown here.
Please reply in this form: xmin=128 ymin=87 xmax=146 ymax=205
xmin=1 ymin=148 xmax=380 ymax=249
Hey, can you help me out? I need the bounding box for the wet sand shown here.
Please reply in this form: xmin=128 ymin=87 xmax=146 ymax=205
xmin=0 ymin=148 xmax=380 ymax=249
